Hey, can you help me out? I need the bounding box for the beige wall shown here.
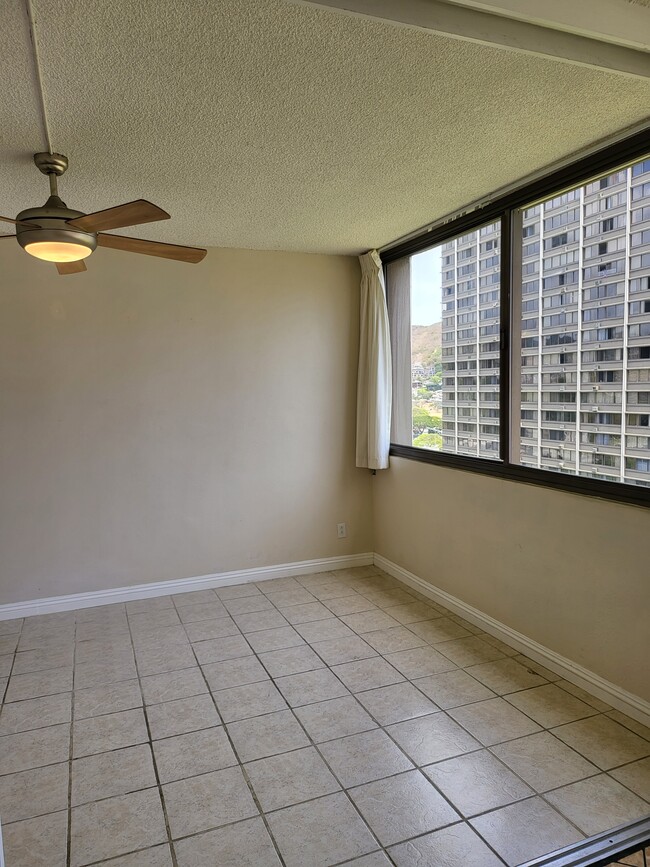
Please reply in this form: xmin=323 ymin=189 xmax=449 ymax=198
xmin=0 ymin=244 xmax=372 ymax=604
xmin=373 ymin=457 xmax=650 ymax=701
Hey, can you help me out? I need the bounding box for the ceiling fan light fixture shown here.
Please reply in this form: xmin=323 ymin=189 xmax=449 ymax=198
xmin=24 ymin=239 xmax=94 ymax=262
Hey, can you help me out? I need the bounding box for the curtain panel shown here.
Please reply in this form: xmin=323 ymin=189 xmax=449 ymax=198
xmin=356 ymin=250 xmax=392 ymax=470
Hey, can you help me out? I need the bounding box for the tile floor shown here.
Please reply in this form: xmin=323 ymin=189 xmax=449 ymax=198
xmin=0 ymin=566 xmax=648 ymax=866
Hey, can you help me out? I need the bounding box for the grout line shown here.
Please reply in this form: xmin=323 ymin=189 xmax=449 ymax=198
xmin=0 ymin=570 xmax=648 ymax=866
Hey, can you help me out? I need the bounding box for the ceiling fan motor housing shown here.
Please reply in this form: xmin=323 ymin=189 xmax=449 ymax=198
xmin=16 ymin=196 xmax=97 ymax=258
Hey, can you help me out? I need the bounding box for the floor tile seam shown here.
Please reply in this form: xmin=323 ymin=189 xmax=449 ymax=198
xmin=187 ymin=626 xmax=290 ymax=867
xmin=67 ymin=616 xmax=79 ymax=867
xmin=124 ymin=611 xmax=181 ymax=867
xmin=496 ymin=693 xmax=603 ymax=730
xmin=536 ymin=787 xmax=602 ymax=838
xmin=546 ymin=715 xmax=650 ymax=770
xmin=381 ymin=821 xmax=510 ymax=867
xmin=605 ymin=712 xmax=650 ymax=745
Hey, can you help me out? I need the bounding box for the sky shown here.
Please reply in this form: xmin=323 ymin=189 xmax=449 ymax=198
xmin=411 ymin=245 xmax=442 ymax=326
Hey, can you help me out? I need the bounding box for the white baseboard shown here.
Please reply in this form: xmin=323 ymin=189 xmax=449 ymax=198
xmin=0 ymin=553 xmax=374 ymax=621
xmin=374 ymin=553 xmax=650 ymax=730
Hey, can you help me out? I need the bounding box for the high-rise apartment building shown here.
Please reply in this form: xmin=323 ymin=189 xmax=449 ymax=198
xmin=438 ymin=156 xmax=650 ymax=486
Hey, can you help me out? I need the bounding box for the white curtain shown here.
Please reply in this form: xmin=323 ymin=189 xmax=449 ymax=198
xmin=356 ymin=250 xmax=392 ymax=470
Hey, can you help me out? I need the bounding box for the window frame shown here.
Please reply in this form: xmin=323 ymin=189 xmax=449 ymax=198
xmin=382 ymin=128 xmax=650 ymax=509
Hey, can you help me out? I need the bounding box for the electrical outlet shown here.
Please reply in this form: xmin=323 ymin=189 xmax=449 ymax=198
xmin=337 ymin=522 xmax=347 ymax=539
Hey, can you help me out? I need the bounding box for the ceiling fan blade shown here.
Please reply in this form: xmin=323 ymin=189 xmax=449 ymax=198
xmin=56 ymin=260 xmax=87 ymax=275
xmin=0 ymin=215 xmax=18 ymax=225
xmin=67 ymin=200 xmax=170 ymax=233
xmin=97 ymin=233 xmax=206 ymax=263
xmin=0 ymin=234 xmax=16 ymax=239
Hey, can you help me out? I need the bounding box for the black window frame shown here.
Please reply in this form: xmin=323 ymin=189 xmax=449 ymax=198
xmin=382 ymin=128 xmax=650 ymax=509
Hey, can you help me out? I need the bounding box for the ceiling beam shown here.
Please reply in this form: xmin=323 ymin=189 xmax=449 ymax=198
xmin=290 ymin=0 xmax=650 ymax=79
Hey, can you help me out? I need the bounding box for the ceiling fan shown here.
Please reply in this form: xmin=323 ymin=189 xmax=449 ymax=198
xmin=0 ymin=153 xmax=207 ymax=275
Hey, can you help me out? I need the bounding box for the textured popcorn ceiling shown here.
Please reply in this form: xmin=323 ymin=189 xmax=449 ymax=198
xmin=1 ymin=0 xmax=649 ymax=254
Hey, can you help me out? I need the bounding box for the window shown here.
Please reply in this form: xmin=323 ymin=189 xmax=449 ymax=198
xmin=387 ymin=223 xmax=501 ymax=458
xmin=385 ymin=136 xmax=650 ymax=504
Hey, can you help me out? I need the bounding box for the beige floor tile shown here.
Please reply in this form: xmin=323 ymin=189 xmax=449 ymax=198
xmin=74 ymin=656 xmax=138 ymax=689
xmin=310 ymin=582 xmax=358 ymax=602
xmin=387 ymin=712 xmax=481 ymax=765
xmin=340 ymin=610 xmax=402 ymax=634
xmin=540 ymin=680 xmax=612 ymax=713
xmin=389 ymin=822 xmax=504 ymax=867
xmin=135 ymin=642 xmax=198 ymax=677
xmin=552 ymin=715 xmax=650 ymax=770
xmin=295 ymin=695 xmax=378 ymax=743
xmin=131 ymin=625 xmax=189 ymax=651
xmin=177 ymin=601 xmax=228 ymax=623
xmin=257 ymin=645 xmax=325 ymax=677
xmin=6 ymin=666 xmax=73 ymax=701
xmin=201 ymin=655 xmax=269 ymax=690
xmin=3 ymin=810 xmax=68 ymax=867
xmin=385 ymin=646 xmax=457 ymax=679
xmin=234 ymin=610 xmax=289 ymax=634
xmin=546 ymin=774 xmax=649 ymax=835
xmin=479 ymin=633 xmax=520 ymax=656
xmin=362 ymin=627 xmax=427 ymax=655
xmin=610 ymin=756 xmax=650 ymax=801
xmin=408 ymin=618 xmax=472 ymax=644
xmin=215 ymin=584 xmax=263 ymax=600
xmin=607 ymin=710 xmax=650 ymax=742
xmin=73 ymin=707 xmax=148 ymax=757
xmin=246 ymin=745 xmax=340 ymax=810
xmin=382 ymin=602 xmax=444 ymax=625
xmin=184 ymin=616 xmax=240 ymax=642
xmin=345 ymin=854 xmax=392 ymax=866
xmin=267 ymin=791 xmax=377 ymax=867
xmin=75 ymin=621 xmax=130 ymax=642
xmin=0 ymin=618 xmax=23 ymax=635
xmin=356 ymin=682 xmax=438 ymax=725
xmin=70 ymin=787 xmax=168 ymax=866
xmin=128 ymin=609 xmax=180 ymax=631
xmin=414 ymin=669 xmax=496 ymax=709
xmin=265 ymin=588 xmax=316 ymax=608
xmin=193 ymin=634 xmax=253 ymax=665
xmin=174 ymin=817 xmax=281 ymax=866
xmin=171 ymin=589 xmax=220 ymax=607
xmin=282 ymin=602 xmax=335 ymax=624
xmin=74 ymin=680 xmax=143 ymax=719
xmin=491 ymin=731 xmax=599 ymax=791
xmin=72 ymin=742 xmax=157 ymax=805
xmin=295 ymin=618 xmax=357 ymax=643
xmin=0 ymin=635 xmax=16 ymax=656
xmin=323 ymin=595 xmax=378 ymax=616
xmin=213 ymin=679 xmax=288 ymax=722
xmin=506 ymin=683 xmax=600 ymax=727
xmin=227 ymin=709 xmax=310 ymax=762
xmin=350 ymin=769 xmax=460 ymax=846
xmin=436 ymin=636 xmax=507 ymax=667
xmin=0 ymin=722 xmax=70 ymax=774
xmin=94 ymin=844 xmax=174 ymax=866
xmin=126 ymin=597 xmax=174 ymax=615
xmin=0 ymin=691 xmax=71 ymax=734
xmin=320 ymin=729 xmax=413 ymax=787
xmin=146 ymin=693 xmax=220 ymax=739
xmin=365 ymin=588 xmax=418 ymax=605
xmin=0 ymin=761 xmax=69 ymax=823
xmin=275 ymin=668 xmax=350 ymax=706
xmin=245 ymin=626 xmax=305 ymax=652
xmin=153 ymin=726 xmax=236 ymax=783
xmin=75 ymin=638 xmax=136 ymax=665
xmin=163 ymin=766 xmax=258 ymax=838
xmin=0 ymin=654 xmax=13 ymax=678
xmin=465 ymin=657 xmax=549 ymax=695
xmin=311 ymin=635 xmax=377 ymax=666
xmin=257 ymin=577 xmax=303 ymax=594
xmin=423 ymin=749 xmax=534 ymax=817
xmin=470 ymin=797 xmax=583 ymax=866
xmin=332 ymin=657 xmax=404 ymax=693
xmin=224 ymin=595 xmax=275 ymax=616
xmin=11 ymin=646 xmax=74 ymax=676
xmin=140 ymin=667 xmax=207 ymax=705
xmin=514 ymin=656 xmax=562 ymax=683
xmin=448 ymin=697 xmax=542 ymax=746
